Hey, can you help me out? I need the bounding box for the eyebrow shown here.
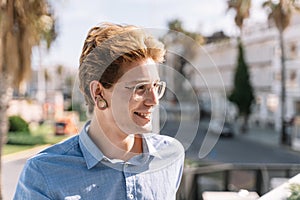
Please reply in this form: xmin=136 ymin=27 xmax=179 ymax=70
xmin=127 ymin=79 xmax=158 ymax=84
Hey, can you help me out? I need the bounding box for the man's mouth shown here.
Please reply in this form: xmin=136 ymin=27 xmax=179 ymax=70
xmin=134 ymin=112 xmax=151 ymax=120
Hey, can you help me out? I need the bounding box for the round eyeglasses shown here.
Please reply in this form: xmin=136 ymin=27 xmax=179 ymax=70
xmin=125 ymin=81 xmax=166 ymax=101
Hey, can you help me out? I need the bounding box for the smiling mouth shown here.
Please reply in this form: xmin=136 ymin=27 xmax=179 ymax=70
xmin=134 ymin=112 xmax=151 ymax=120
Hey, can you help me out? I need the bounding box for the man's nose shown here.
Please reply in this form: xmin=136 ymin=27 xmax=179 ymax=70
xmin=144 ymin=88 xmax=159 ymax=106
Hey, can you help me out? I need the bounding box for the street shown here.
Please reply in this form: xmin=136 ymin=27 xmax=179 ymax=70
xmin=161 ymin=119 xmax=300 ymax=164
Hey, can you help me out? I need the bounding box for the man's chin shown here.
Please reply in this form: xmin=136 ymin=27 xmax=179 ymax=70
xmin=132 ymin=121 xmax=153 ymax=134
xmin=140 ymin=123 xmax=152 ymax=133
xmin=118 ymin=121 xmax=153 ymax=135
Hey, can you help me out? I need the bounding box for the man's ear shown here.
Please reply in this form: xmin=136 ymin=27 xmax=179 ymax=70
xmin=89 ymin=80 xmax=104 ymax=101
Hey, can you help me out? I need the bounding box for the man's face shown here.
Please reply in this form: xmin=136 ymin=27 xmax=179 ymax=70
xmin=106 ymin=58 xmax=161 ymax=134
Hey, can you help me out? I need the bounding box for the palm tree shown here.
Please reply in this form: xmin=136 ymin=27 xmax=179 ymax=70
xmin=166 ymin=19 xmax=204 ymax=67
xmin=0 ymin=0 xmax=57 ymax=198
xmin=227 ymin=0 xmax=251 ymax=32
xmin=163 ymin=19 xmax=204 ymax=102
xmin=263 ymin=0 xmax=300 ymax=145
xmin=167 ymin=19 xmax=202 ymax=75
xmin=56 ymin=64 xmax=64 ymax=91
xmin=227 ymin=0 xmax=254 ymax=132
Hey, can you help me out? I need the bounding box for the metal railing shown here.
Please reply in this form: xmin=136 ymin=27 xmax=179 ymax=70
xmin=176 ymin=163 xmax=300 ymax=200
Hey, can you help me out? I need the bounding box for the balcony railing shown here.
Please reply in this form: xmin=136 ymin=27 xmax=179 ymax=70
xmin=176 ymin=163 xmax=300 ymax=200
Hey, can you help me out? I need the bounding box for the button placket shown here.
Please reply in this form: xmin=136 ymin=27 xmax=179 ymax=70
xmin=125 ymin=175 xmax=135 ymax=200
xmin=124 ymin=163 xmax=136 ymax=200
xmin=128 ymin=193 xmax=134 ymax=199
xmin=124 ymin=163 xmax=129 ymax=168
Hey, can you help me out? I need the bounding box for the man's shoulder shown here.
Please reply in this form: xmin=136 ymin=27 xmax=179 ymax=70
xmin=148 ymin=134 xmax=183 ymax=148
xmin=146 ymin=134 xmax=184 ymax=160
xmin=28 ymin=135 xmax=81 ymax=163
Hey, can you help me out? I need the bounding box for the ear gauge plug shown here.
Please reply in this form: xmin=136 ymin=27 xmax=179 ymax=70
xmin=95 ymin=96 xmax=108 ymax=109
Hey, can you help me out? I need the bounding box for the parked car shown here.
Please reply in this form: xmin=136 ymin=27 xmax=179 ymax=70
xmin=55 ymin=122 xmax=66 ymax=135
xmin=209 ymin=119 xmax=234 ymax=138
xmin=199 ymin=100 xmax=211 ymax=119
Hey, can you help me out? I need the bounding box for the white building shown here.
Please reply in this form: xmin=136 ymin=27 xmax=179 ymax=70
xmin=164 ymin=14 xmax=300 ymax=131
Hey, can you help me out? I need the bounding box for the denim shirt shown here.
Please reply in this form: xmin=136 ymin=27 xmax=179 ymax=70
xmin=14 ymin=121 xmax=185 ymax=200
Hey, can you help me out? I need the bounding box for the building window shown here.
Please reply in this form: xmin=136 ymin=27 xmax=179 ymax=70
xmin=267 ymin=94 xmax=278 ymax=113
xmin=287 ymin=70 xmax=297 ymax=88
xmin=288 ymin=42 xmax=298 ymax=59
xmin=290 ymin=71 xmax=297 ymax=81
xmin=274 ymin=72 xmax=281 ymax=81
xmin=295 ymin=101 xmax=300 ymax=115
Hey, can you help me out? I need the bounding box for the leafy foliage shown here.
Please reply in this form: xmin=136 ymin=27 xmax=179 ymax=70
xmin=7 ymin=134 xmax=46 ymax=145
xmin=162 ymin=19 xmax=205 ymax=102
xmin=228 ymin=42 xmax=254 ymax=117
xmin=262 ymin=0 xmax=300 ymax=144
xmin=167 ymin=19 xmax=204 ymax=44
xmin=227 ymin=0 xmax=251 ymax=29
xmin=262 ymin=0 xmax=300 ymax=33
xmin=0 ymin=0 xmax=57 ymax=86
xmin=7 ymin=115 xmax=46 ymax=145
xmin=7 ymin=123 xmax=66 ymax=146
xmin=288 ymin=183 xmax=300 ymax=200
xmin=8 ymin=115 xmax=30 ymax=133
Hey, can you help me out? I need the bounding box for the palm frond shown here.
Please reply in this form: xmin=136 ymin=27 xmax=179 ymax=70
xmin=227 ymin=0 xmax=251 ymax=30
xmin=0 ymin=0 xmax=57 ymax=86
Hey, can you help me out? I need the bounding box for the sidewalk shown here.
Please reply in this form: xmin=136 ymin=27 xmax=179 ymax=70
xmin=235 ymin=124 xmax=299 ymax=152
xmin=2 ymin=144 xmax=50 ymax=164
xmin=2 ymin=145 xmax=50 ymax=200
xmin=237 ymin=125 xmax=280 ymax=147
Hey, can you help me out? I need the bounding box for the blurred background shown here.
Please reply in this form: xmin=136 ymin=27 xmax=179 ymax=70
xmin=2 ymin=0 xmax=300 ymax=199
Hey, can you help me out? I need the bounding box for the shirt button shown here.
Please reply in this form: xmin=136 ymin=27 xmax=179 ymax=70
xmin=128 ymin=194 xmax=134 ymax=199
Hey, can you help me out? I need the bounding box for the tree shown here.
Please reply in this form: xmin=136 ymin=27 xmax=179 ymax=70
xmin=227 ymin=0 xmax=251 ymax=31
xmin=162 ymin=19 xmax=204 ymax=102
xmin=44 ymin=68 xmax=52 ymax=94
xmin=263 ymin=0 xmax=300 ymax=145
xmin=165 ymin=19 xmax=204 ymax=78
xmin=0 ymin=0 xmax=57 ymax=198
xmin=227 ymin=0 xmax=254 ymax=132
xmin=228 ymin=43 xmax=255 ymax=132
xmin=56 ymin=64 xmax=64 ymax=91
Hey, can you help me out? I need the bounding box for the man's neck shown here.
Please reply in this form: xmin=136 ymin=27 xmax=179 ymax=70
xmin=88 ymin=117 xmax=143 ymax=161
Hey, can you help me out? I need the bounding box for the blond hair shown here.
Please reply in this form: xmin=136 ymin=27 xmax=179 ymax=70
xmin=79 ymin=22 xmax=165 ymax=114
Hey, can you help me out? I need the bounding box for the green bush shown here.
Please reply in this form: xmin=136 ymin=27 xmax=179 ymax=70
xmin=7 ymin=134 xmax=46 ymax=145
xmin=8 ymin=115 xmax=30 ymax=134
xmin=288 ymin=183 xmax=300 ymax=200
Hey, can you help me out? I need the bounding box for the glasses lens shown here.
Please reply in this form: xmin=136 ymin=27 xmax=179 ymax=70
xmin=134 ymin=83 xmax=147 ymax=96
xmin=133 ymin=81 xmax=166 ymax=100
xmin=156 ymin=82 xmax=166 ymax=99
xmin=153 ymin=83 xmax=161 ymax=96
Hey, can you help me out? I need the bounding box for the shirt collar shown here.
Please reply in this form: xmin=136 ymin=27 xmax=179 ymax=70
xmin=143 ymin=133 xmax=163 ymax=159
xmin=79 ymin=121 xmax=105 ymax=169
xmin=79 ymin=121 xmax=162 ymax=169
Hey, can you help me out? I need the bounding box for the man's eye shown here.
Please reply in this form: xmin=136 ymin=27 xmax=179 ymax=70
xmin=136 ymin=84 xmax=146 ymax=90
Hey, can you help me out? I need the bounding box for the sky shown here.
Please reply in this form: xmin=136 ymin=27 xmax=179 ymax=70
xmin=33 ymin=0 xmax=267 ymax=69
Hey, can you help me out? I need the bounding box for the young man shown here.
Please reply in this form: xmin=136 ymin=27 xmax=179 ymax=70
xmin=14 ymin=22 xmax=184 ymax=200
